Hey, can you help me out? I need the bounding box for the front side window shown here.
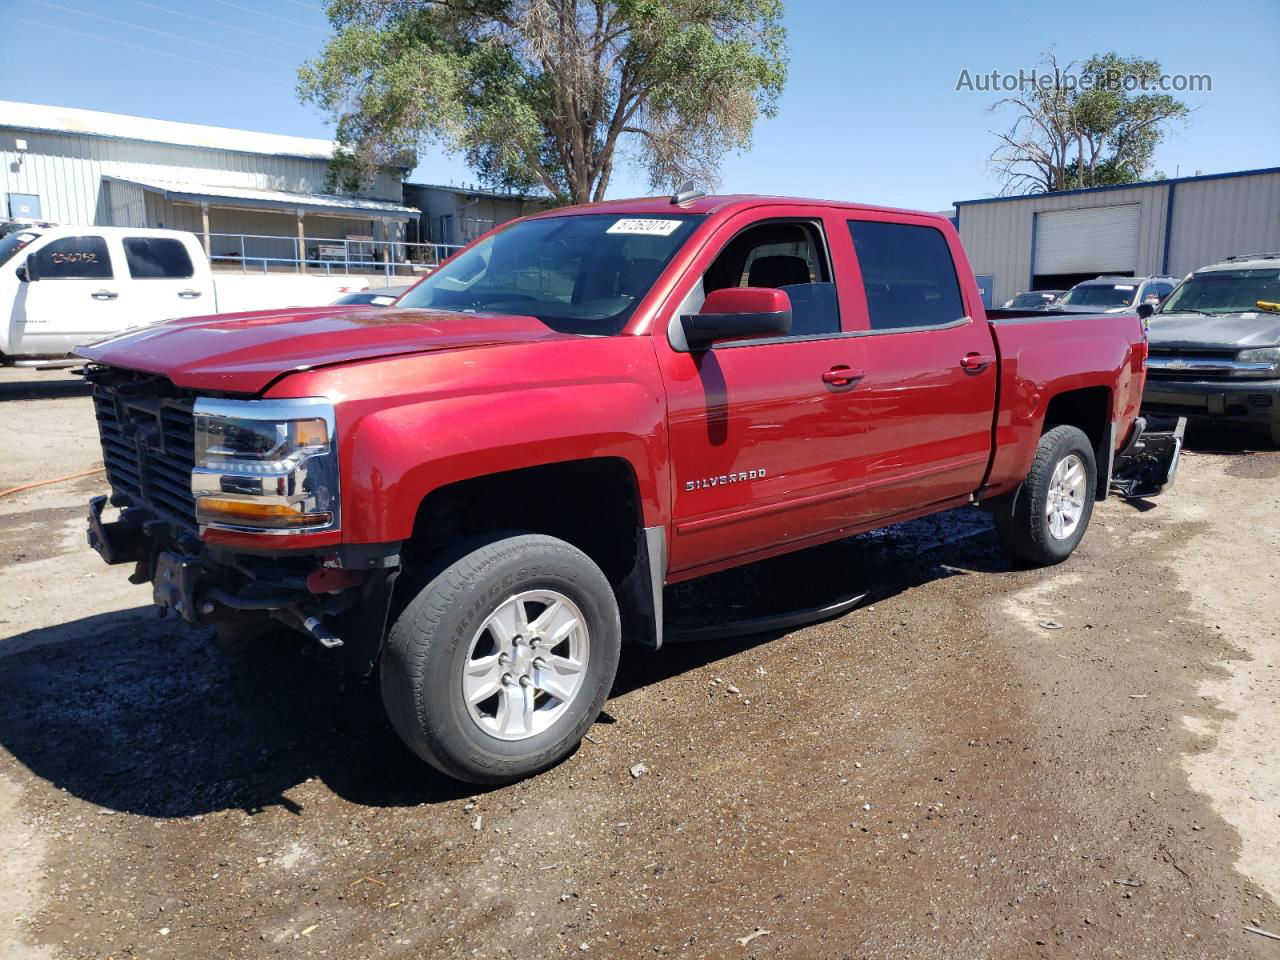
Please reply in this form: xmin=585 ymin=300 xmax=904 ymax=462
xmin=848 ymin=220 xmax=965 ymax=330
xmin=1159 ymin=268 xmax=1280 ymax=315
xmin=701 ymin=220 xmax=839 ymax=337
xmin=32 ymin=235 xmax=113 ymax=280
xmin=123 ymin=237 xmax=194 ymax=279
xmin=397 ymin=213 xmax=703 ymax=335
xmin=1058 ymin=282 xmax=1137 ymax=308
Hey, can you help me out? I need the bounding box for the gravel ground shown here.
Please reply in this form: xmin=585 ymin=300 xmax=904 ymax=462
xmin=1 ymin=366 xmax=1278 ymax=959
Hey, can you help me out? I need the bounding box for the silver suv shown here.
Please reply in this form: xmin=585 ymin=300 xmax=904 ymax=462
xmin=1056 ymin=275 xmax=1178 ymax=313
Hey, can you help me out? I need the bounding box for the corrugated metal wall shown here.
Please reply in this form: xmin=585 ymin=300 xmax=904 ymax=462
xmin=104 ymin=179 xmax=146 ymax=227
xmin=403 ymin=184 xmax=534 ymax=245
xmin=0 ymin=127 xmax=403 ymax=229
xmin=958 ymin=170 xmax=1280 ymax=304
xmin=1165 ymin=172 xmax=1280 ymax=277
xmin=958 ymin=184 xmax=1170 ymax=305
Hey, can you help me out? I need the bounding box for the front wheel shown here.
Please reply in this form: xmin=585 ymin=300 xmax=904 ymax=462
xmin=993 ymin=425 xmax=1097 ymax=566
xmin=380 ymin=533 xmax=621 ymax=784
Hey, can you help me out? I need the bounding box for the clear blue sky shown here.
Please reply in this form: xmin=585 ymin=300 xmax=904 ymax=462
xmin=2 ymin=0 xmax=1277 ymax=211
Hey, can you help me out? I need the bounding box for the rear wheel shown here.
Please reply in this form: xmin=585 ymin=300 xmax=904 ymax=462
xmin=380 ymin=532 xmax=621 ymax=783
xmin=993 ymin=425 xmax=1097 ymax=566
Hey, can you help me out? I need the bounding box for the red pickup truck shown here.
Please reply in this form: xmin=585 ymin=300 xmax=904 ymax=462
xmin=76 ymin=191 xmax=1181 ymax=783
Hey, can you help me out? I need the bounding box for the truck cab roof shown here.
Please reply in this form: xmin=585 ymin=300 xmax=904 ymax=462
xmin=526 ymin=193 xmax=954 ymax=224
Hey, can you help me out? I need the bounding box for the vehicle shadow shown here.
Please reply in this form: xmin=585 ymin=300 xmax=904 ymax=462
xmin=0 ymin=608 xmax=476 ymax=818
xmin=615 ymin=506 xmax=1010 ymax=696
xmin=0 ymin=508 xmax=1006 ymax=817
xmin=1180 ymin=419 xmax=1273 ymax=455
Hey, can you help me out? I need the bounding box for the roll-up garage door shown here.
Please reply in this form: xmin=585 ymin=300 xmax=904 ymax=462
xmin=1034 ymin=204 xmax=1139 ymax=274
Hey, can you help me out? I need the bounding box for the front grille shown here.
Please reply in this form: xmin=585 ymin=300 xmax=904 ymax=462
xmin=89 ymin=367 xmax=198 ymax=535
xmin=1146 ymin=347 xmax=1241 ymax=380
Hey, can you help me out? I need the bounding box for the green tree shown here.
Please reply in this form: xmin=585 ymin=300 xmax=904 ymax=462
xmin=299 ymin=0 xmax=788 ymax=204
xmin=989 ymin=51 xmax=1190 ymax=194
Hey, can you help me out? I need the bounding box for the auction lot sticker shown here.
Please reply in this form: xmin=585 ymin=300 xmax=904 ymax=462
xmin=607 ymin=218 xmax=683 ymax=236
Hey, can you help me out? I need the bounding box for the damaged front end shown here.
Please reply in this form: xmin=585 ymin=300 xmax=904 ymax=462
xmin=83 ymin=365 xmax=399 ymax=673
xmin=1110 ymin=415 xmax=1186 ymax=499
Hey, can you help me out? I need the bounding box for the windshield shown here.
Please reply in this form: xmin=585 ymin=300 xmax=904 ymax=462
xmin=1159 ymin=268 xmax=1280 ymax=315
xmin=398 ymin=213 xmax=703 ymax=334
xmin=1058 ymin=282 xmax=1138 ymax=308
xmin=0 ymin=228 xmax=40 ymax=267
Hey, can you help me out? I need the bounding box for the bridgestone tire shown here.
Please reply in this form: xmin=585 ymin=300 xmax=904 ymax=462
xmin=993 ymin=425 xmax=1097 ymax=567
xmin=380 ymin=532 xmax=621 ymax=784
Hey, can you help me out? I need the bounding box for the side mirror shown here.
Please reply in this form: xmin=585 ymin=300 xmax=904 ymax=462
xmin=681 ymin=287 xmax=792 ymax=350
xmin=1136 ymin=302 xmax=1154 ymax=320
xmin=15 ymin=257 xmax=36 ymax=282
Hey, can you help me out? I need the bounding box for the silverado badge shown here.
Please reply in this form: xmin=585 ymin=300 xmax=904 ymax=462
xmin=685 ymin=468 xmax=766 ymax=492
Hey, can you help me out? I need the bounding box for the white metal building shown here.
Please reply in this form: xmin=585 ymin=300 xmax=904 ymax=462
xmin=955 ymin=166 xmax=1280 ymax=306
xmin=0 ymin=101 xmax=419 ymax=270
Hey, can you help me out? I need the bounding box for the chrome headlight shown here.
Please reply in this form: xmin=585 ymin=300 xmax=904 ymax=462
xmin=191 ymin=397 xmax=339 ymax=533
xmin=1234 ymin=347 xmax=1280 ymax=378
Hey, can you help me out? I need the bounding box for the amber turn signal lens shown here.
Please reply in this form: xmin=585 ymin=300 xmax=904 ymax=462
xmin=196 ymin=496 xmax=332 ymax=529
xmin=290 ymin=418 xmax=329 ymax=450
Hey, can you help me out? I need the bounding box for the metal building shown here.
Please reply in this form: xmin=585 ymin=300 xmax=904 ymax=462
xmin=0 ymin=100 xmax=419 ymax=270
xmin=954 ymin=166 xmax=1280 ymax=307
xmin=403 ymin=182 xmax=550 ymax=248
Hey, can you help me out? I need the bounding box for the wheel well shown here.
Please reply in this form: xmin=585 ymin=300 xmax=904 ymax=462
xmin=1043 ymin=387 xmax=1110 ymax=450
xmin=1043 ymin=386 xmax=1112 ymax=500
xmin=408 ymin=458 xmax=644 ymax=587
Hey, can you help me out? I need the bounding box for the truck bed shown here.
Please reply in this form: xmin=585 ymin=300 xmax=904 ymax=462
xmin=983 ymin=309 xmax=1146 ymax=498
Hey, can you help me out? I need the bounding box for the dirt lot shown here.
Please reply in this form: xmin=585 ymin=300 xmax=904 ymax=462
xmin=1 ymin=367 xmax=1278 ymax=959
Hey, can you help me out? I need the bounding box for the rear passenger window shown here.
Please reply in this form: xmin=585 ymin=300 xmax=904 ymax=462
xmin=847 ymin=221 xmax=965 ymax=330
xmin=702 ymin=220 xmax=839 ymax=338
xmin=32 ymin=236 xmax=112 ymax=280
xmin=123 ymin=237 xmax=194 ymax=279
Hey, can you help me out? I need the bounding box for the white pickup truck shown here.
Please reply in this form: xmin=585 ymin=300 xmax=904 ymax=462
xmin=0 ymin=224 xmax=370 ymax=360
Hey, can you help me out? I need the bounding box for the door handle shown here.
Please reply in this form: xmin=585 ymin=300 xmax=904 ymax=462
xmin=960 ymin=353 xmax=995 ymax=372
xmin=178 ymin=289 xmax=203 ymax=299
xmin=822 ymin=365 xmax=865 ymax=387
xmin=90 ymin=290 xmax=119 ymax=301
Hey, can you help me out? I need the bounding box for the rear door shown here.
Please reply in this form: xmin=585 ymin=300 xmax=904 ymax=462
xmin=834 ymin=213 xmax=998 ymax=522
xmin=13 ymin=233 xmax=128 ymax=355
xmin=657 ymin=205 xmax=871 ymax=574
xmin=121 ymin=234 xmax=213 ymax=319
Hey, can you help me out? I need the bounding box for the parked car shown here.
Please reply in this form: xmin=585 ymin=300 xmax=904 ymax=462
xmin=76 ymin=191 xmax=1180 ymax=784
xmin=1141 ymin=253 xmax=1280 ymax=446
xmin=0 ymin=226 xmax=369 ymax=360
xmin=1002 ymin=290 xmax=1063 ymax=309
xmin=1055 ymin=275 xmax=1177 ymax=314
xmin=331 ymin=284 xmax=413 ymax=307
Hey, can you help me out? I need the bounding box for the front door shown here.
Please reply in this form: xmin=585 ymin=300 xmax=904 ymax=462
xmin=657 ymin=208 xmax=870 ymax=575
xmin=14 ymin=234 xmax=127 ymax=355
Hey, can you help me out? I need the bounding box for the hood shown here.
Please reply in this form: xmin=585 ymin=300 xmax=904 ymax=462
xmin=1146 ymin=310 xmax=1280 ymax=351
xmin=74 ymin=305 xmax=575 ymax=394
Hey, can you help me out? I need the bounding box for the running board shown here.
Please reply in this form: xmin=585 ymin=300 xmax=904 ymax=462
xmin=665 ymin=591 xmax=868 ymax=644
